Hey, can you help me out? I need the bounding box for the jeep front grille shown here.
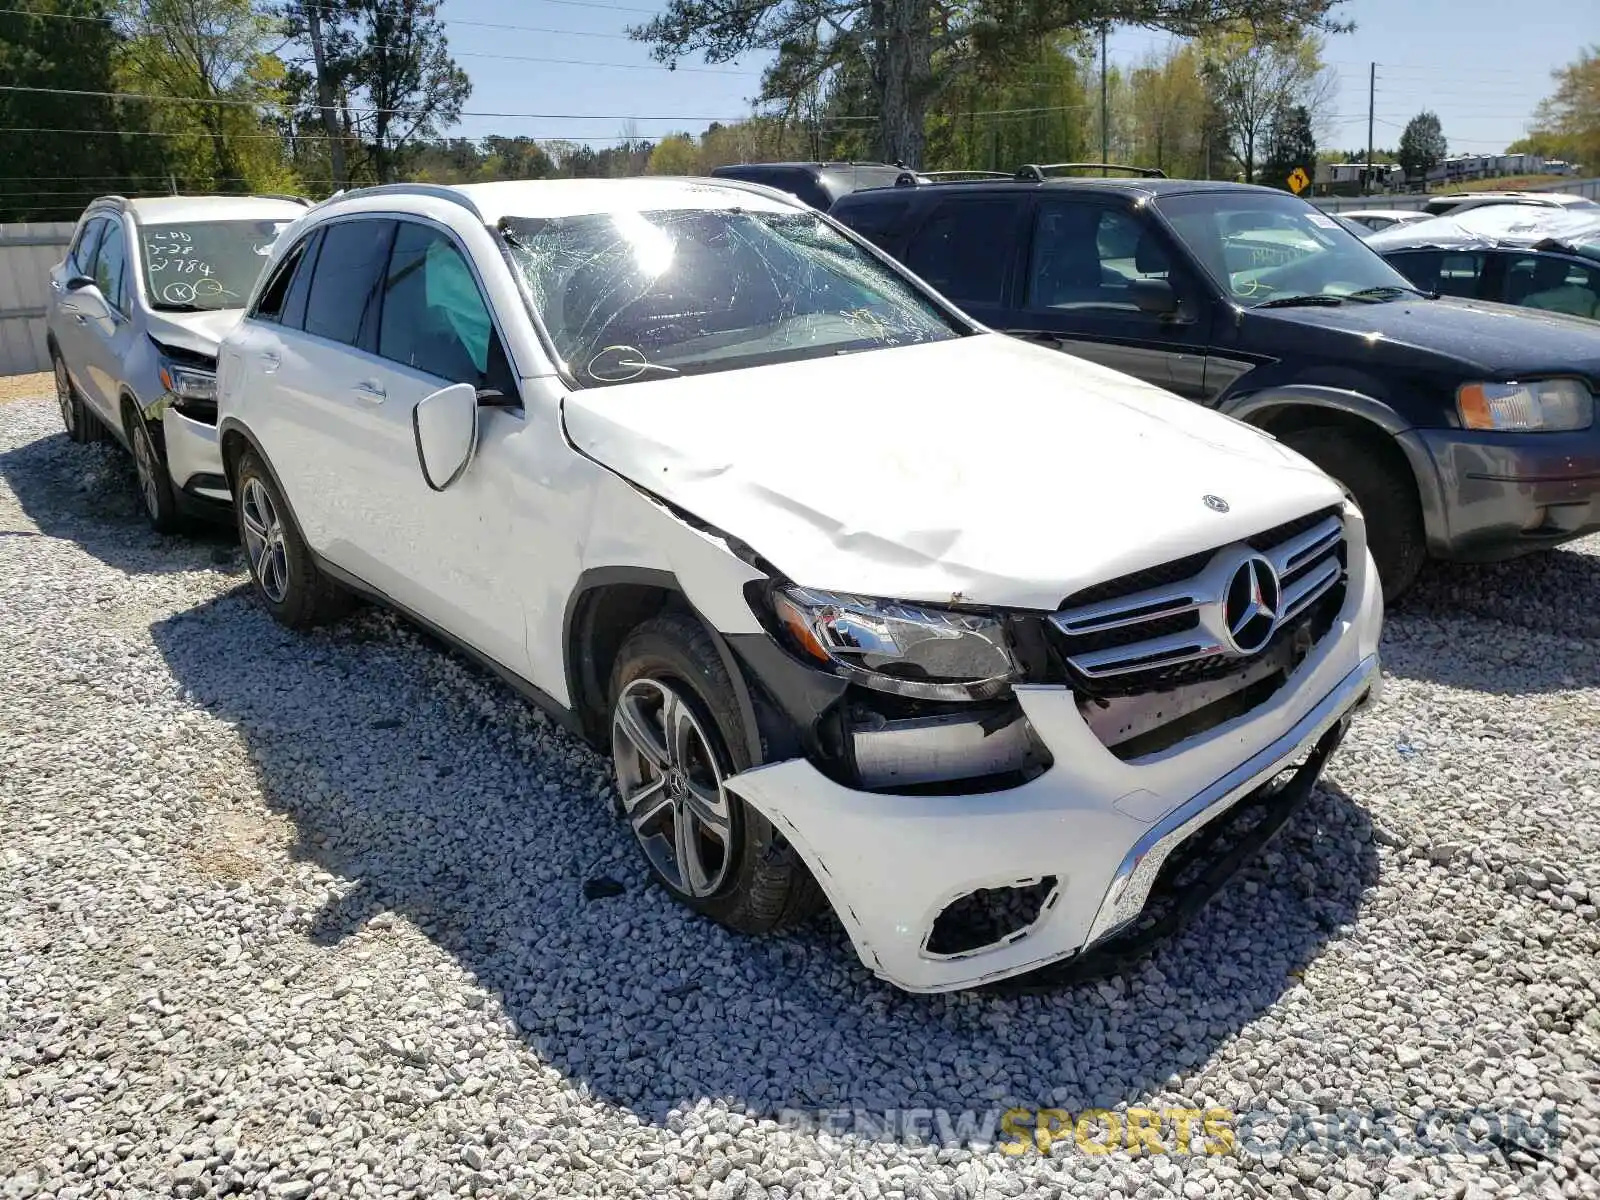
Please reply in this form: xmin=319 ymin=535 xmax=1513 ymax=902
xmin=1050 ymin=507 xmax=1347 ymax=691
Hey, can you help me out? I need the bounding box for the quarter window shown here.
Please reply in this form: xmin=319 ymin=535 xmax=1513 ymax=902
xmin=906 ymin=199 xmax=1021 ymax=307
xmin=378 ymin=223 xmax=501 ymax=387
xmin=303 ymin=219 xmax=394 ymax=348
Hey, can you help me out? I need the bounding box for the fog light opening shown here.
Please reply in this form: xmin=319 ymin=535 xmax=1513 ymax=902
xmin=925 ymin=876 xmax=1059 ymax=958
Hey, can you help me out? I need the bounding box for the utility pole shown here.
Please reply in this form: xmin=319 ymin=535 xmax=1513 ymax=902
xmin=1365 ymin=62 xmax=1376 ymax=197
xmin=304 ymin=0 xmax=348 ymax=190
xmin=1100 ymin=23 xmax=1109 ymax=174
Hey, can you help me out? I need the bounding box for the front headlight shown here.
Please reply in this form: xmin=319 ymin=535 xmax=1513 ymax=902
xmin=160 ymin=362 xmax=217 ymax=402
xmin=1457 ymin=379 xmax=1593 ymax=432
xmin=771 ymin=586 xmax=1020 ymax=701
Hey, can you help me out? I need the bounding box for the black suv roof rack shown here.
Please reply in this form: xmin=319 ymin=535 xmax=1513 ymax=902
xmin=889 ymin=169 xmax=1029 ymax=187
xmin=258 ymin=193 xmax=312 ymax=206
xmin=1015 ymin=162 xmax=1167 ymax=180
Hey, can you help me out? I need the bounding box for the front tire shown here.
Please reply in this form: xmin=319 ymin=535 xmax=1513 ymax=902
xmin=609 ymin=611 xmax=823 ymax=934
xmin=1282 ymin=426 xmax=1426 ymax=602
xmin=234 ymin=449 xmax=350 ymax=630
xmin=126 ymin=408 xmax=181 ymax=534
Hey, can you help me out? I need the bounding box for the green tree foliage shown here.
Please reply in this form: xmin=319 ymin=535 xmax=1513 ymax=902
xmin=279 ymin=0 xmax=470 ymax=185
xmin=1525 ymin=46 xmax=1599 ymax=170
xmin=631 ymin=0 xmax=1351 ymax=168
xmin=0 ymin=1 xmax=167 ymax=221
xmin=1259 ymin=103 xmax=1316 ymax=189
xmin=116 ymin=0 xmax=295 ymax=193
xmin=1396 ymin=110 xmax=1445 ymax=181
xmin=1201 ymin=24 xmax=1331 ymax=181
xmin=647 ymin=133 xmax=699 ymax=175
xmin=1127 ymin=42 xmax=1215 ymax=177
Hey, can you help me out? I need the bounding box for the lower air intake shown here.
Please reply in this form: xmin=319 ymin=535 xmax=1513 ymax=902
xmin=925 ymin=876 xmax=1058 ymax=958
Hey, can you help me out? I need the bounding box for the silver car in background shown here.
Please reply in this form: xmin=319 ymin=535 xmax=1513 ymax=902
xmin=46 ymin=194 xmax=309 ymax=531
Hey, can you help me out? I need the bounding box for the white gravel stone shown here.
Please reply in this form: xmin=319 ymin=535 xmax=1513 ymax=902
xmin=3 ymin=393 xmax=1599 ymax=1200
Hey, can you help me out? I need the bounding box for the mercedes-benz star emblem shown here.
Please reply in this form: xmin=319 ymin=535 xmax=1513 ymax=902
xmin=1221 ymin=554 xmax=1281 ymax=656
xmin=1204 ymin=494 xmax=1230 ymax=513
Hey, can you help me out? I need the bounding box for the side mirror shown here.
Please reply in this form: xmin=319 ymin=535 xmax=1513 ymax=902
xmin=62 ymin=284 xmax=110 ymax=322
xmin=1131 ymin=278 xmax=1179 ymax=317
xmin=65 ymin=274 xmax=96 ymax=292
xmin=412 ymin=382 xmax=479 ymax=492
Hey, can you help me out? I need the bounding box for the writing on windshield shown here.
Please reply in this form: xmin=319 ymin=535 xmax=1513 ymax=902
xmin=140 ymin=220 xmax=290 ymax=311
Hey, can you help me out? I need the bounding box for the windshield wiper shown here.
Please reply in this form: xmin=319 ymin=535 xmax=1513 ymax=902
xmin=1346 ymin=284 xmax=1436 ymax=302
xmin=1254 ymin=294 xmax=1346 ymax=308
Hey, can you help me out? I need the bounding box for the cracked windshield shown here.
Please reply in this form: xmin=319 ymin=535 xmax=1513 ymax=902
xmin=1157 ymin=192 xmax=1423 ymax=307
xmin=140 ymin=219 xmax=295 ymax=312
xmin=501 ymin=206 xmax=962 ymax=387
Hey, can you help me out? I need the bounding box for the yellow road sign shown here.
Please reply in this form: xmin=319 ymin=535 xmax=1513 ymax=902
xmin=1287 ymin=167 xmax=1310 ymax=194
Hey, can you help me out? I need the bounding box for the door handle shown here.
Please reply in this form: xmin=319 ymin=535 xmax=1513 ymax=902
xmin=353 ymin=379 xmax=386 ymax=402
xmin=49 ymin=278 xmax=61 ymax=292
xmin=72 ymin=313 xmax=88 ymax=325
xmin=259 ymin=351 xmax=280 ymax=374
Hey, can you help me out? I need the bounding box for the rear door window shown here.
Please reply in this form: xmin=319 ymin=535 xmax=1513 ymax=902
xmin=303 ymin=219 xmax=395 ymax=349
xmin=250 ymin=232 xmax=314 ymax=325
xmin=905 ymin=198 xmax=1024 ymax=308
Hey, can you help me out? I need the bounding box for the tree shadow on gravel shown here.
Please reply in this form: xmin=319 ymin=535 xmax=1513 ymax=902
xmin=151 ymin=591 xmax=1381 ymax=1144
xmin=0 ymin=427 xmax=236 ymax=575
xmin=1381 ymin=546 xmax=1600 ymax=695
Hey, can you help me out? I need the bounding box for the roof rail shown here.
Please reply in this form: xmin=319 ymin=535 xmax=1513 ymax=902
xmin=891 ymin=169 xmax=1014 ymax=187
xmin=1015 ymin=162 xmax=1167 ymax=181
xmin=322 ymin=182 xmax=485 ymax=221
xmin=257 ymin=192 xmax=312 ymax=206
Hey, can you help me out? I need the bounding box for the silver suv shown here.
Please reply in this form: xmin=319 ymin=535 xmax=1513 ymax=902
xmin=46 ymin=194 xmax=309 ymax=531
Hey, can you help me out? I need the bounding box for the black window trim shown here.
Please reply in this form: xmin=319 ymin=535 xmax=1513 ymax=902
xmin=294 ymin=215 xmax=397 ymax=354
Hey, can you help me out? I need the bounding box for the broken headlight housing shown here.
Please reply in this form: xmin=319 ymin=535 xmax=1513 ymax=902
xmin=771 ymin=586 xmax=1020 ymax=701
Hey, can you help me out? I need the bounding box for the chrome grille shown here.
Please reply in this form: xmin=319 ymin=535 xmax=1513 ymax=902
xmin=1050 ymin=509 xmax=1346 ymax=685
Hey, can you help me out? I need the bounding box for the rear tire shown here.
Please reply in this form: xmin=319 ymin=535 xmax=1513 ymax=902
xmin=234 ymin=449 xmax=351 ymax=630
xmin=609 ymin=611 xmax=824 ymax=935
xmin=53 ymin=353 xmax=101 ymax=445
xmin=1282 ymin=426 xmax=1426 ymax=602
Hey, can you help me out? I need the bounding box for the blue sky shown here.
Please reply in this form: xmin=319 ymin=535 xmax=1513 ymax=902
xmin=437 ymin=0 xmax=1573 ymax=157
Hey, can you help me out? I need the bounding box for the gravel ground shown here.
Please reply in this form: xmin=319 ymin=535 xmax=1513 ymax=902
xmin=3 ymin=392 xmax=1598 ymax=1200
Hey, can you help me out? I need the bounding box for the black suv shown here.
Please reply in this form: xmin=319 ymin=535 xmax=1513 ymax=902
xmin=830 ymin=166 xmax=1600 ymax=599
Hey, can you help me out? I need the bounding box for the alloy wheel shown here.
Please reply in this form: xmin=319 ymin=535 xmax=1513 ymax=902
xmin=54 ymin=359 xmax=76 ymax=436
xmin=131 ymin=422 xmax=161 ymax=520
xmin=611 ymin=677 xmax=734 ymax=899
xmin=239 ymin=477 xmax=290 ymax=604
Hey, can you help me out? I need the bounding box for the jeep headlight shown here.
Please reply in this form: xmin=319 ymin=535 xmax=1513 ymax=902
xmin=1457 ymin=379 xmax=1592 ymax=432
xmin=772 ymin=586 xmax=1020 ymax=701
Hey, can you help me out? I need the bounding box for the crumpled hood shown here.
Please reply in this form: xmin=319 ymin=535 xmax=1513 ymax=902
xmin=563 ymin=334 xmax=1346 ymax=610
xmin=144 ymin=308 xmax=243 ymax=361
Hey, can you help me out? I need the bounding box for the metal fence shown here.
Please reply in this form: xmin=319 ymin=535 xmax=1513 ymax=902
xmin=0 ymin=222 xmax=73 ymax=377
xmin=1313 ymin=177 xmax=1600 ymax=213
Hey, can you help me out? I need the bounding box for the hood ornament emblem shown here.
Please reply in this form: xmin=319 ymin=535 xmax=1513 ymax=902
xmin=1203 ymin=494 xmax=1230 ymax=513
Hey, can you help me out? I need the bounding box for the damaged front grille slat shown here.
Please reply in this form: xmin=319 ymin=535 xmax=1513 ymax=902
xmin=1051 ymin=507 xmax=1349 ymax=754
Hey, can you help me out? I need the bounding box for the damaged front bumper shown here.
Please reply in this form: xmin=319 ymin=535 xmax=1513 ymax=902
xmin=722 ymin=563 xmax=1383 ymax=993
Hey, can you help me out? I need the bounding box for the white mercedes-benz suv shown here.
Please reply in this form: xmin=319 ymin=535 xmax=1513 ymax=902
xmin=216 ymin=178 xmax=1383 ymax=993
